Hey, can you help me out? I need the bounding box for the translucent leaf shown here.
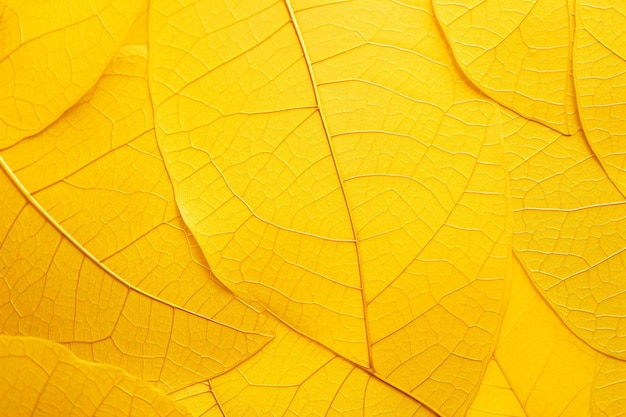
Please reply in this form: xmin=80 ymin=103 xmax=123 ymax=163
xmin=0 ymin=36 xmax=442 ymax=415
xmin=574 ymin=0 xmax=626 ymax=196
xmin=2 ymin=0 xmax=626 ymax=415
xmin=434 ymin=0 xmax=579 ymax=134
xmin=465 ymin=360 xmax=526 ymax=417
xmin=502 ymin=108 xmax=626 ymax=359
xmin=209 ymin=318 xmax=437 ymax=417
xmin=494 ymin=256 xmax=596 ymax=417
xmin=0 ymin=157 xmax=271 ymax=389
xmin=150 ymin=1 xmax=511 ymax=415
xmin=0 ymin=335 xmax=192 ymax=417
xmin=0 ymin=45 xmax=262 ymax=331
xmin=0 ymin=0 xmax=144 ymax=145
xmin=500 ymin=106 xmax=626 ymax=415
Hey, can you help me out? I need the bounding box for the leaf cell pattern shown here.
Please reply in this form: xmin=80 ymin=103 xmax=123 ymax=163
xmin=0 ymin=0 xmax=624 ymax=416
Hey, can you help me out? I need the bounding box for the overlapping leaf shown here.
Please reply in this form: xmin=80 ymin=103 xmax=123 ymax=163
xmin=464 ymin=360 xmax=526 ymax=417
xmin=0 ymin=0 xmax=144 ymax=145
xmin=1 ymin=0 xmax=626 ymax=415
xmin=574 ymin=0 xmax=626 ymax=196
xmin=0 ymin=46 xmax=275 ymax=399
xmin=0 ymin=44 xmax=261 ymax=329
xmin=434 ymin=0 xmax=579 ymax=134
xmin=209 ymin=318 xmax=438 ymax=417
xmin=502 ymin=108 xmax=626 ymax=359
xmin=0 ymin=3 xmax=499 ymax=415
xmin=0 ymin=336 xmax=192 ymax=417
xmin=0 ymin=158 xmax=270 ymax=389
xmin=494 ymin=102 xmax=626 ymax=415
xmin=150 ymin=0 xmax=511 ymax=415
xmin=494 ymin=255 xmax=596 ymax=416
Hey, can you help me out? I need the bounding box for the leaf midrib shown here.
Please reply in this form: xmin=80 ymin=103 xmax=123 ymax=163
xmin=0 ymin=155 xmax=271 ymax=336
xmin=283 ymin=0 xmax=374 ymax=370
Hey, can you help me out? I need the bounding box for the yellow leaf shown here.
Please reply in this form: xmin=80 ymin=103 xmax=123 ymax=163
xmin=465 ymin=360 xmax=526 ymax=417
xmin=0 ymin=45 xmax=260 ymax=328
xmin=209 ymin=318 xmax=437 ymax=417
xmin=0 ymin=0 xmax=144 ymax=146
xmin=501 ymin=105 xmax=626 ymax=415
xmin=434 ymin=0 xmax=579 ymax=134
xmin=150 ymin=0 xmax=511 ymax=415
xmin=0 ymin=335 xmax=192 ymax=417
xmin=0 ymin=153 xmax=270 ymax=390
xmin=168 ymin=383 xmax=223 ymax=417
xmin=0 ymin=47 xmax=273 ymax=390
xmin=0 ymin=35 xmax=443 ymax=417
xmin=494 ymin=255 xmax=595 ymax=417
xmin=0 ymin=38 xmax=254 ymax=409
xmin=593 ymin=355 xmax=626 ymax=417
xmin=3 ymin=0 xmax=626 ymax=415
xmin=574 ymin=0 xmax=626 ymax=196
xmin=502 ymin=108 xmax=626 ymax=359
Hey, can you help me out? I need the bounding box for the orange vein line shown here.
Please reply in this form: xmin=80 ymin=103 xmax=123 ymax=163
xmin=283 ymin=0 xmax=373 ymax=369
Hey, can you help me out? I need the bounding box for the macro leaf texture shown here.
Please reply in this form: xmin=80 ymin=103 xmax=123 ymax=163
xmin=0 ymin=0 xmax=144 ymax=146
xmin=150 ymin=2 xmax=510 ymax=416
xmin=574 ymin=0 xmax=626 ymax=195
xmin=0 ymin=0 xmax=625 ymax=416
xmin=0 ymin=335 xmax=192 ymax=417
xmin=433 ymin=0 xmax=580 ymax=135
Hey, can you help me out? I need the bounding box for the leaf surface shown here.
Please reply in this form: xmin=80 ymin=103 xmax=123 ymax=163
xmin=0 ymin=44 xmax=275 ymax=389
xmin=0 ymin=335 xmax=192 ymax=417
xmin=150 ymin=0 xmax=511 ymax=415
xmin=0 ymin=0 xmax=143 ymax=146
xmin=209 ymin=317 xmax=437 ymax=417
xmin=494 ymin=255 xmax=596 ymax=417
xmin=0 ymin=45 xmax=265 ymax=333
xmin=502 ymin=108 xmax=626 ymax=359
xmin=434 ymin=0 xmax=579 ymax=134
xmin=465 ymin=359 xmax=526 ymax=417
xmin=0 ymin=34 xmax=442 ymax=416
xmin=0 ymin=9 xmax=490 ymax=414
xmin=168 ymin=383 xmax=223 ymax=417
xmin=574 ymin=0 xmax=626 ymax=196
xmin=2 ymin=0 xmax=626 ymax=415
xmin=593 ymin=355 xmax=626 ymax=417
xmin=0 ymin=157 xmax=270 ymax=390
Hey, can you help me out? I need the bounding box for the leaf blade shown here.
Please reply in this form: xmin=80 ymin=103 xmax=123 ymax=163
xmin=434 ymin=0 xmax=579 ymax=134
xmin=574 ymin=0 xmax=626 ymax=196
xmin=0 ymin=0 xmax=144 ymax=146
xmin=0 ymin=157 xmax=271 ymax=390
xmin=150 ymin=1 xmax=511 ymax=415
xmin=0 ymin=335 xmax=192 ymax=417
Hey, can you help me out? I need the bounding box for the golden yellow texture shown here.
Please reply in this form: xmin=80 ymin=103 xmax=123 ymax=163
xmin=0 ymin=28 xmax=442 ymax=416
xmin=503 ymin=108 xmax=626 ymax=358
xmin=0 ymin=0 xmax=144 ymax=146
xmin=209 ymin=320 xmax=437 ymax=417
xmin=0 ymin=0 xmax=625 ymax=416
xmin=434 ymin=0 xmax=579 ymax=134
xmin=465 ymin=360 xmax=526 ymax=417
xmin=0 ymin=160 xmax=270 ymax=390
xmin=495 ymin=256 xmax=595 ymax=417
xmin=150 ymin=2 xmax=510 ymax=415
xmin=575 ymin=0 xmax=626 ymax=195
xmin=593 ymin=355 xmax=626 ymax=416
xmin=0 ymin=336 xmax=192 ymax=417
